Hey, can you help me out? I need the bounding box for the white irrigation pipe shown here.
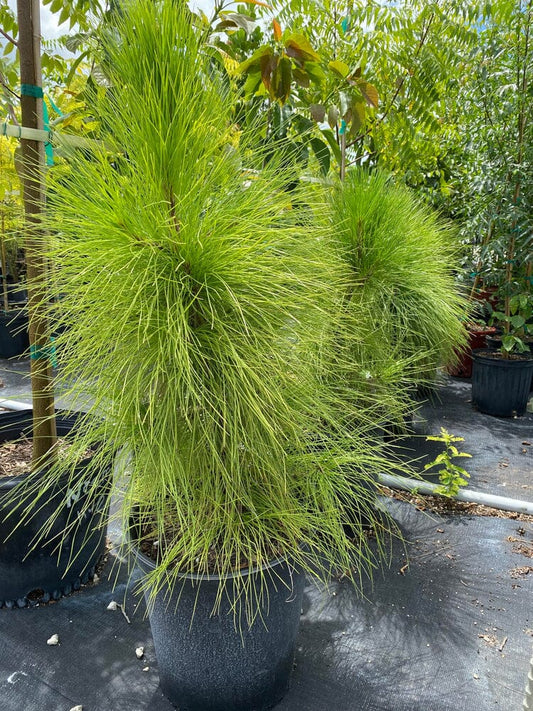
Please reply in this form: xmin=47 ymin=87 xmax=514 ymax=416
xmin=0 ymin=399 xmax=32 ymax=411
xmin=378 ymin=473 xmax=533 ymax=516
xmin=2 ymin=398 xmax=532 ymax=512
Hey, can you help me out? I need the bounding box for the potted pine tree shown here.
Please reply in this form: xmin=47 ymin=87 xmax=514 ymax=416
xmin=11 ymin=2 xmax=402 ymax=708
xmin=472 ymin=288 xmax=533 ymax=416
xmin=326 ymin=169 xmax=470 ymax=434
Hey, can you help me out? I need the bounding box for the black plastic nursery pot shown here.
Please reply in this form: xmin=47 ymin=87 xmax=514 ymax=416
xmin=0 ymin=410 xmax=109 ymax=609
xmin=136 ymin=548 xmax=306 ymax=711
xmin=0 ymin=308 xmax=29 ymax=358
xmin=471 ymin=349 xmax=533 ymax=417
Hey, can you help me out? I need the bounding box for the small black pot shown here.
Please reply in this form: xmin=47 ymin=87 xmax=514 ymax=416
xmin=472 ymin=349 xmax=533 ymax=417
xmin=0 ymin=410 xmax=109 ymax=608
xmin=0 ymin=309 xmax=29 ymax=358
xmin=136 ymin=548 xmax=306 ymax=711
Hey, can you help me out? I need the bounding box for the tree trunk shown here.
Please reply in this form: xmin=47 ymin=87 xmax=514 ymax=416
xmin=16 ymin=0 xmax=57 ymax=465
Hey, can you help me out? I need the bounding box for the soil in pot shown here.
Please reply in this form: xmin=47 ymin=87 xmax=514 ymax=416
xmin=472 ymin=349 xmax=533 ymax=417
xmin=0 ymin=309 xmax=29 ymax=359
xmin=136 ymin=538 xmax=306 ymax=711
xmin=0 ymin=410 xmax=109 ymax=609
xmin=447 ymin=324 xmax=497 ymax=378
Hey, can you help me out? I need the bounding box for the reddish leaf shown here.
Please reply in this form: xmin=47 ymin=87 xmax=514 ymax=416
xmin=327 ymin=105 xmax=339 ymax=129
xmin=237 ymin=45 xmax=273 ymax=74
xmin=272 ymin=55 xmax=292 ymax=103
xmin=273 ymin=18 xmax=282 ymax=41
xmin=309 ymin=103 xmax=326 ymax=122
xmin=260 ymin=52 xmax=278 ymax=91
xmin=284 ymin=33 xmax=320 ymax=63
xmin=293 ymin=66 xmax=310 ymax=88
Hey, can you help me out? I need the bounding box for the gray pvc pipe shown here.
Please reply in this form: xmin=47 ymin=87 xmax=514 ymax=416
xmin=1 ymin=399 xmax=531 ymax=514
xmin=0 ymin=399 xmax=32 ymax=411
xmin=378 ymin=473 xmax=533 ymax=516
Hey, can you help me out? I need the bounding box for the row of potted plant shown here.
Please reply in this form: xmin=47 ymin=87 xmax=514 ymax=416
xmin=1 ymin=2 xmax=470 ymax=710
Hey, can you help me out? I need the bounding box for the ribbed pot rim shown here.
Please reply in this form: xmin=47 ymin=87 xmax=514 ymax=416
xmin=135 ymin=544 xmax=297 ymax=583
xmin=0 ymin=410 xmax=95 ymax=492
xmin=472 ymin=348 xmax=533 ymax=366
xmin=0 ymin=307 xmax=27 ymax=319
xmin=467 ymin=324 xmax=497 ymax=335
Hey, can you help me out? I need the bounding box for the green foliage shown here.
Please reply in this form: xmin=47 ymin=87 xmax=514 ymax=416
xmin=14 ymin=0 xmax=406 ymax=621
xmin=42 ymin=0 xmax=103 ymax=30
xmin=489 ymin=291 xmax=533 ymax=354
xmin=425 ymin=428 xmax=471 ymax=497
xmin=265 ymin=0 xmax=480 ymax=184
xmin=439 ymin=1 xmax=533 ymax=312
xmin=0 ymin=136 xmax=24 ymax=306
xmin=328 ymin=169 xmax=470 ymax=402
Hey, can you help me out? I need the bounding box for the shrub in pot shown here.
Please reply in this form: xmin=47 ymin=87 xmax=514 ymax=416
xmin=472 ymin=292 xmax=533 ymax=416
xmin=0 ymin=410 xmax=109 ymax=608
xmin=447 ymin=322 xmax=497 ymax=378
xmin=16 ymin=3 xmax=403 ymax=709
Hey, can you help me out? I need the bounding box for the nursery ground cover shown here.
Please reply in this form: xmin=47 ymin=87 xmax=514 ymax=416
xmin=0 ymin=361 xmax=531 ymax=711
xmin=401 ymin=378 xmax=533 ymax=501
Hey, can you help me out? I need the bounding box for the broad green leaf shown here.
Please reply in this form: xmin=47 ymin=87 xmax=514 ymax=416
xmin=502 ymin=334 xmax=518 ymax=352
xmin=91 ymin=64 xmax=112 ymax=88
xmin=292 ymin=114 xmax=314 ymax=134
xmin=328 ymin=60 xmax=350 ymax=78
xmin=304 ymin=62 xmax=326 ymax=85
xmin=284 ymin=34 xmax=320 ymax=63
xmin=218 ymin=13 xmax=256 ymax=34
xmin=65 ymin=49 xmax=90 ymax=87
xmin=237 ymin=45 xmax=273 ymax=74
xmin=356 ymin=80 xmax=379 ymax=108
xmin=64 ymin=33 xmax=89 ymax=53
xmin=320 ymin=128 xmax=342 ymax=164
xmin=339 ymin=91 xmax=350 ymax=117
xmin=510 ymin=315 xmax=525 ymax=328
xmin=348 ymin=97 xmax=366 ymax=135
xmin=243 ymin=69 xmax=262 ymax=96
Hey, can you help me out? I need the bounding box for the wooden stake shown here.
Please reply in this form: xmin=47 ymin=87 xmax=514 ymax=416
xmin=16 ymin=0 xmax=57 ymax=465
